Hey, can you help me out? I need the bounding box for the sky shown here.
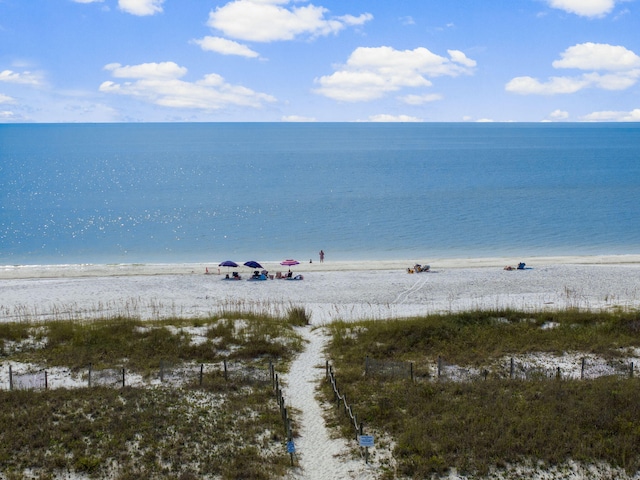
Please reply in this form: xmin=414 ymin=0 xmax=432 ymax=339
xmin=1 ymin=0 xmax=639 ymax=123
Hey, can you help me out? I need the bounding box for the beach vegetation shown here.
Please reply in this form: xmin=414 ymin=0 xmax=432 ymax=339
xmin=0 ymin=383 xmax=290 ymax=479
xmin=287 ymin=306 xmax=311 ymax=327
xmin=323 ymin=309 xmax=640 ymax=478
xmin=0 ymin=311 xmax=303 ymax=479
xmin=2 ymin=313 xmax=304 ymax=372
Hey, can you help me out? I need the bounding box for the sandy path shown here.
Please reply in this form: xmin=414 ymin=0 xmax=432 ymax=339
xmin=283 ymin=326 xmax=379 ymax=480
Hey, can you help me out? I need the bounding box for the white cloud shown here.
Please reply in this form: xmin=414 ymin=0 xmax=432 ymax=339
xmin=118 ymin=0 xmax=164 ymax=16
xmin=72 ymin=0 xmax=104 ymax=3
xmin=549 ymin=109 xmax=570 ymax=120
xmin=583 ymin=71 xmax=640 ymax=90
xmin=448 ymin=49 xmax=477 ymax=68
xmin=506 ymin=42 xmax=640 ymax=95
xmin=207 ymin=0 xmax=372 ymax=42
xmin=104 ymin=62 xmax=187 ymax=79
xmin=281 ymin=115 xmax=316 ymax=122
xmin=545 ymin=0 xmax=617 ymax=17
xmin=99 ymin=61 xmax=276 ymax=110
xmin=368 ymin=114 xmax=422 ymax=122
xmin=0 ymin=69 xmax=43 ymax=86
xmin=399 ymin=93 xmax=443 ymax=105
xmin=0 ymin=110 xmax=21 ymax=121
xmin=581 ymin=108 xmax=640 ymax=121
xmin=314 ymin=46 xmax=476 ymax=102
xmin=553 ymin=43 xmax=640 ymax=71
xmin=400 ymin=16 xmax=415 ymax=26
xmin=505 ymin=75 xmax=589 ymax=95
xmin=0 ymin=93 xmax=15 ymax=104
xmin=193 ymin=36 xmax=259 ymax=58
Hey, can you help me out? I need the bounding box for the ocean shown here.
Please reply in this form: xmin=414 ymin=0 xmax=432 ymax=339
xmin=1 ymin=123 xmax=639 ymax=265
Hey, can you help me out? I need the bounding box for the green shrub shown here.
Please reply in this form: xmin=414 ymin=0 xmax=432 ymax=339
xmin=287 ymin=306 xmax=310 ymax=327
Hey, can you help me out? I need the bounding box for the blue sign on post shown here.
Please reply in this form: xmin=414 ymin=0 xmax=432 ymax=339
xmin=359 ymin=435 xmax=374 ymax=448
xmin=287 ymin=440 xmax=296 ymax=453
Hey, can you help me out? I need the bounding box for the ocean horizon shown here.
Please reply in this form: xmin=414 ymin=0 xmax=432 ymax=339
xmin=1 ymin=122 xmax=639 ymax=266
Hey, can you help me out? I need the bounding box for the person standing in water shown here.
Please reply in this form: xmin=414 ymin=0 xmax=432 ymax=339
xmin=319 ymin=250 xmax=324 ymax=263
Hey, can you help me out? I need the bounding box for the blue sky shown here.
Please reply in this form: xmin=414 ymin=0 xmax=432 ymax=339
xmin=1 ymin=0 xmax=639 ymax=122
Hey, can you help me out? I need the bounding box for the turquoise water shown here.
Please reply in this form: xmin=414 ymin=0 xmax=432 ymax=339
xmin=1 ymin=123 xmax=639 ymax=265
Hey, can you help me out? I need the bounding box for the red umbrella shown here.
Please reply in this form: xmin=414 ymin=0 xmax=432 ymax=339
xmin=280 ymin=259 xmax=300 ymax=266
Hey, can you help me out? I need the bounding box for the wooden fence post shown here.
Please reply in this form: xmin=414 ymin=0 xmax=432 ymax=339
xmin=9 ymin=365 xmax=12 ymax=391
xmin=45 ymin=371 xmax=48 ymax=390
xmin=410 ymin=362 xmax=414 ymax=382
xmin=510 ymin=357 xmax=514 ymax=379
xmin=223 ymin=359 xmax=228 ymax=381
xmin=437 ymin=356 xmax=442 ymax=378
xmin=200 ymin=364 xmax=204 ymax=386
xmin=160 ymin=360 xmax=164 ymax=382
xmin=88 ymin=363 xmax=92 ymax=387
xmin=122 ymin=368 xmax=125 ymax=388
xmin=283 ymin=407 xmax=288 ymax=435
xmin=581 ymin=357 xmax=586 ymax=380
xmin=630 ymin=362 xmax=634 ymax=379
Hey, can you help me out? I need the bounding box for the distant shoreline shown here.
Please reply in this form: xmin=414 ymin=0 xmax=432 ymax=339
xmin=2 ymin=254 xmax=640 ymax=280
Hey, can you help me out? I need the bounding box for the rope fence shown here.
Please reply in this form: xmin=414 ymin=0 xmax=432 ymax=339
xmin=326 ymin=361 xmax=373 ymax=463
xmin=3 ymin=359 xmax=275 ymax=391
xmin=358 ymin=355 xmax=637 ymax=382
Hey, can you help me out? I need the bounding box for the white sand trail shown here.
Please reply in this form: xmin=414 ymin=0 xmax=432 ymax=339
xmin=283 ymin=326 xmax=380 ymax=480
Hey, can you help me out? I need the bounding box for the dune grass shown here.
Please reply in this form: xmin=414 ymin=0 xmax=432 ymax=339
xmin=3 ymin=312 xmax=304 ymax=372
xmin=322 ymin=309 xmax=640 ymax=478
xmin=1 ymin=383 xmax=289 ymax=479
xmin=0 ymin=309 xmax=305 ymax=479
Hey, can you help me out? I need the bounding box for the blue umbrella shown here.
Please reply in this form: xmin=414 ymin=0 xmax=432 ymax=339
xmin=219 ymin=260 xmax=238 ymax=268
xmin=244 ymin=260 xmax=263 ymax=269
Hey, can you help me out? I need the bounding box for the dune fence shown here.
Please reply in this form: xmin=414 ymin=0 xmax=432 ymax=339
xmin=2 ymin=359 xmax=278 ymax=391
xmin=354 ymin=355 xmax=638 ymax=383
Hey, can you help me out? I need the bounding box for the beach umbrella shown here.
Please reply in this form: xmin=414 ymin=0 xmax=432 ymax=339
xmin=218 ymin=260 xmax=239 ymax=277
xmin=243 ymin=260 xmax=263 ymax=269
xmin=219 ymin=260 xmax=238 ymax=268
xmin=280 ymin=259 xmax=300 ymax=266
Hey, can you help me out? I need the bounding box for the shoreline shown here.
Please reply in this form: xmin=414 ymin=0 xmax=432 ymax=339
xmin=2 ymin=254 xmax=640 ymax=279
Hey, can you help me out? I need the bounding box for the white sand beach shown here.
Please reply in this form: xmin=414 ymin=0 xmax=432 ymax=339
xmin=2 ymin=255 xmax=640 ymax=479
xmin=2 ymin=255 xmax=640 ymax=324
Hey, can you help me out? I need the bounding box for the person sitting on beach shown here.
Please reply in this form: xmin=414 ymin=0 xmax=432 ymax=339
xmin=287 ymin=270 xmax=293 ymax=278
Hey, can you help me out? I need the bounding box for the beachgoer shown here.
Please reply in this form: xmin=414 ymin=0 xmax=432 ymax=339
xmin=319 ymin=250 xmax=324 ymax=263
